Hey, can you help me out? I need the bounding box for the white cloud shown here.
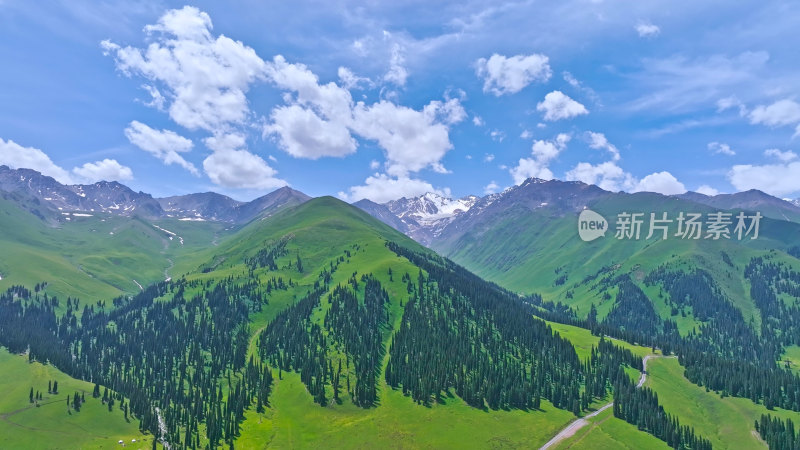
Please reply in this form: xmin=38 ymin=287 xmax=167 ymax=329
xmin=490 ymin=130 xmax=505 ymax=142
xmin=338 ymin=67 xmax=371 ymax=90
xmin=203 ymin=149 xmax=286 ymax=190
xmin=520 ymin=130 xmax=532 ymax=139
xmin=339 ymin=173 xmax=448 ymax=203
xmin=696 ymin=185 xmax=720 ymax=196
xmin=1 ymin=138 xmax=136 ymax=186
xmin=633 ymin=171 xmax=687 ymax=195
xmin=484 ymin=181 xmax=500 ymax=195
xmin=384 ymin=41 xmax=408 ymax=86
xmin=0 ymin=138 xmax=74 ymax=184
xmin=475 ymin=53 xmax=551 ymax=96
xmin=424 ymin=97 xmax=467 ymax=125
xmin=370 ymin=160 xmax=380 ymax=170
xmin=72 ymin=159 xmax=134 ymax=183
xmin=265 ymin=55 xmax=463 ymax=175
xmin=565 ymin=161 xmax=636 ymax=192
xmin=728 ymin=161 xmax=800 ymax=196
xmin=141 ymin=84 xmax=166 ymax=110
xmin=586 ymin=132 xmax=620 ymax=161
xmin=351 ymin=99 xmax=461 ymax=176
xmin=484 ymin=153 xmax=495 ymax=162
xmin=124 ymin=121 xmax=198 ymax=175
xmin=509 ymin=133 xmax=570 ymax=184
xmin=716 ymin=96 xmax=747 ymax=116
xmin=708 ymin=141 xmax=735 ymax=156
xmin=105 ymin=7 xmax=293 ymax=192
xmin=472 ymin=116 xmax=485 ymax=127
xmin=267 ymin=104 xmax=357 ymax=159
xmin=749 ymin=99 xmax=800 ymax=128
xmin=635 ymin=22 xmax=660 ymax=37
xmin=764 ymin=148 xmax=798 ymax=162
xmin=536 ymin=91 xmax=588 ymax=121
xmin=102 ymin=6 xmax=268 ymax=133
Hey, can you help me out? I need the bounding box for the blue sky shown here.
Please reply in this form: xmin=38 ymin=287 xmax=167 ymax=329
xmin=1 ymin=1 xmax=800 ymax=202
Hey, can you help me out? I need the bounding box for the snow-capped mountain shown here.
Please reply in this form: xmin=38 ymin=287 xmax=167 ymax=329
xmin=380 ymin=193 xmax=480 ymax=244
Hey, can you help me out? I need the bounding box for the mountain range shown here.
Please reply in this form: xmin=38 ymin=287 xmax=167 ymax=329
xmin=0 ymin=165 xmax=310 ymax=224
xmin=4 ymin=164 xmax=800 ymax=449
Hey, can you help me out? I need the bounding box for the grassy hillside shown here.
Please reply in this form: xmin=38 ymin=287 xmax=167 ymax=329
xmin=434 ymin=192 xmax=800 ymax=330
xmin=645 ymin=357 xmax=800 ymax=449
xmin=554 ymin=406 xmax=670 ymax=450
xmin=0 ymin=348 xmax=148 ymax=449
xmin=0 ymin=192 xmax=230 ymax=302
xmin=194 ymin=197 xmax=586 ymax=448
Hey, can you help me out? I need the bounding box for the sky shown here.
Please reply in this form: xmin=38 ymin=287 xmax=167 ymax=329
xmin=1 ymin=1 xmax=800 ymax=202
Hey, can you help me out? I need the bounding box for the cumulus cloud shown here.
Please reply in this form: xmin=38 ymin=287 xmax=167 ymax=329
xmin=520 ymin=130 xmax=532 ymax=139
xmin=484 ymin=153 xmax=495 ymax=162
xmin=635 ymin=22 xmax=660 ymax=37
xmin=102 ymin=6 xmax=268 ymax=133
xmin=475 ymin=53 xmax=551 ymax=96
xmin=203 ymin=149 xmax=286 ymax=190
xmin=696 ymin=185 xmax=720 ymax=196
xmin=708 ymin=141 xmax=735 ymax=156
xmin=586 ymin=132 xmax=620 ymax=161
xmin=472 ymin=116 xmax=485 ymax=127
xmin=351 ymin=99 xmax=462 ymax=176
xmin=484 ymin=181 xmax=500 ymax=195
xmin=267 ymin=104 xmax=357 ymax=159
xmin=509 ymin=134 xmax=570 ymax=184
xmin=105 ymin=6 xmax=289 ymax=191
xmin=338 ymin=173 xmax=448 ymax=203
xmin=264 ymin=54 xmax=464 ymax=175
xmin=1 ymin=138 xmax=135 ymax=185
xmin=764 ymin=148 xmax=798 ymax=162
xmin=0 ymin=138 xmax=74 ymax=184
xmin=536 ymin=91 xmax=588 ymax=121
xmin=633 ymin=171 xmax=686 ymax=195
xmin=72 ymin=159 xmax=134 ymax=183
xmin=728 ymin=161 xmax=800 ymax=197
xmin=749 ymin=99 xmax=800 ymax=130
xmin=124 ymin=121 xmax=198 ymax=175
xmin=565 ymin=161 xmax=636 ymax=192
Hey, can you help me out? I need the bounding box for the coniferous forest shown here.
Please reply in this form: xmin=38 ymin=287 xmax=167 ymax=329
xmin=8 ymin=237 xmax=800 ymax=448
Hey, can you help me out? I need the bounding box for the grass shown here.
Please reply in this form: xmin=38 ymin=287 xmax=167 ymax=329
xmin=779 ymin=345 xmax=800 ymax=373
xmin=554 ymin=406 xmax=669 ymax=450
xmin=546 ymin=321 xmax=655 ymax=360
xmin=0 ymin=348 xmax=148 ymax=449
xmin=0 ymin=194 xmax=225 ymax=304
xmin=645 ymin=357 xmax=800 ymax=449
xmin=237 ymin=370 xmax=575 ymax=449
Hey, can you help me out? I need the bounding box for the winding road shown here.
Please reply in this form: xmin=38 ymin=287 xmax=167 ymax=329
xmin=539 ymin=354 xmax=664 ymax=449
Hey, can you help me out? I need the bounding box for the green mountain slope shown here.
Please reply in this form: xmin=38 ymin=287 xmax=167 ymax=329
xmin=434 ymin=190 xmax=800 ymax=326
xmin=1 ymin=196 xmax=686 ymax=449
